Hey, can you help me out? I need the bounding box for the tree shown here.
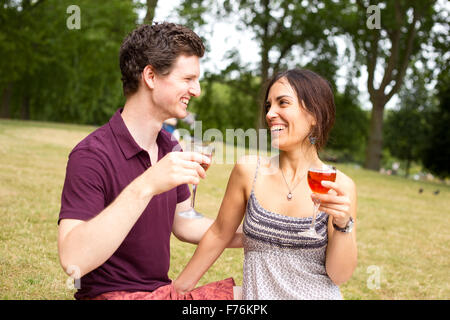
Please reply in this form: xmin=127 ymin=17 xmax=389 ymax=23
xmin=143 ymin=0 xmax=158 ymax=24
xmin=421 ymin=70 xmax=450 ymax=179
xmin=220 ymin=0 xmax=339 ymax=88
xmin=383 ymin=59 xmax=449 ymax=178
xmin=0 ymin=0 xmax=47 ymax=118
xmin=334 ymin=0 xmax=439 ymax=171
xmin=383 ymin=66 xmax=435 ymax=177
xmin=383 ymin=106 xmax=428 ymax=177
xmin=0 ymin=0 xmax=138 ymax=124
xmin=177 ymin=0 xmax=340 ymax=130
xmin=188 ymin=70 xmax=261 ymax=134
xmin=328 ymin=84 xmax=369 ymax=163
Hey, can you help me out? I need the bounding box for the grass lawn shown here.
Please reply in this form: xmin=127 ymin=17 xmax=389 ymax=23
xmin=0 ymin=119 xmax=448 ymax=300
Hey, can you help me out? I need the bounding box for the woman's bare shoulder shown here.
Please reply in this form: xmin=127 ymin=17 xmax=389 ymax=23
xmin=234 ymin=155 xmax=260 ymax=178
xmin=233 ymin=155 xmax=277 ymax=184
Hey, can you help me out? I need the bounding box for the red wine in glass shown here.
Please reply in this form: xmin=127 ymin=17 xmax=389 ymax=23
xmin=307 ymin=170 xmax=336 ymax=194
xmin=298 ymin=165 xmax=336 ymax=238
xmin=178 ymin=142 xmax=215 ymax=219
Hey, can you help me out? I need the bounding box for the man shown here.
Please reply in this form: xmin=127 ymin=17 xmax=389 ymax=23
xmin=58 ymin=22 xmax=241 ymax=300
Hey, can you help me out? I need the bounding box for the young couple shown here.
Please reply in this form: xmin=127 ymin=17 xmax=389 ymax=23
xmin=58 ymin=22 xmax=357 ymax=300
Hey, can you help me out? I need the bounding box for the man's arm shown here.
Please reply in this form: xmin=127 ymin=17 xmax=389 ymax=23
xmin=58 ymin=151 xmax=210 ymax=278
xmin=58 ymin=178 xmax=153 ymax=278
xmin=172 ymin=199 xmax=243 ymax=248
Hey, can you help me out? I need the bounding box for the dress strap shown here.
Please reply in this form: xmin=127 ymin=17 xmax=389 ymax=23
xmin=251 ymin=156 xmax=260 ymax=193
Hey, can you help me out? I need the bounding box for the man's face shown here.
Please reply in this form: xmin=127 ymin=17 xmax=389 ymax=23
xmin=152 ymin=54 xmax=201 ymax=119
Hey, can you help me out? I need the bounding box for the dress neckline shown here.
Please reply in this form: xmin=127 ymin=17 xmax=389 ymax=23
xmin=249 ymin=189 xmax=326 ymax=222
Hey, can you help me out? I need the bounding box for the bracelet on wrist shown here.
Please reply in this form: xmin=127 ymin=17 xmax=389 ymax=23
xmin=333 ymin=217 xmax=354 ymax=233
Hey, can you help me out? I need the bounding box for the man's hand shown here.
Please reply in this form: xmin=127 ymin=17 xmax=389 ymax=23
xmin=143 ymin=151 xmax=210 ymax=196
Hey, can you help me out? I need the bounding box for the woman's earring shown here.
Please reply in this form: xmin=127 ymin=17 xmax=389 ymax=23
xmin=309 ymin=136 xmax=317 ymax=145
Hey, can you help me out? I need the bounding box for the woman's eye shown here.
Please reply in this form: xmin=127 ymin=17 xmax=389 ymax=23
xmin=264 ymin=103 xmax=271 ymax=113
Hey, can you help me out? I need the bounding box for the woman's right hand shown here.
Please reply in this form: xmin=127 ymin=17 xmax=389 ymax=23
xmin=172 ymin=278 xmax=195 ymax=295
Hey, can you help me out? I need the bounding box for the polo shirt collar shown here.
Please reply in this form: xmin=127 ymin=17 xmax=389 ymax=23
xmin=109 ymin=108 xmax=145 ymax=160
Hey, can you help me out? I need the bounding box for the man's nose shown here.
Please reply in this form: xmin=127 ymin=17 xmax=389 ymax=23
xmin=189 ymin=80 xmax=201 ymax=97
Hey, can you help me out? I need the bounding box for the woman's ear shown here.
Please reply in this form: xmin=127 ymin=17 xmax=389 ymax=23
xmin=142 ymin=65 xmax=156 ymax=90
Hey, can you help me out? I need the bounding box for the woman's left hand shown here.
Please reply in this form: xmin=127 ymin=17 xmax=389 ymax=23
xmin=311 ymin=180 xmax=352 ymax=229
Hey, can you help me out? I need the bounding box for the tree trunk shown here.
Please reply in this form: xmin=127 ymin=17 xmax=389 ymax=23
xmin=1 ymin=83 xmax=13 ymax=118
xmin=405 ymin=158 xmax=411 ymax=178
xmin=364 ymin=97 xmax=385 ymax=171
xmin=144 ymin=0 xmax=158 ymax=24
xmin=259 ymin=0 xmax=271 ymax=88
xmin=21 ymin=95 xmax=30 ymax=120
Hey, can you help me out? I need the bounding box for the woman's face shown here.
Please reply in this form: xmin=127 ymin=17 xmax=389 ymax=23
xmin=265 ymin=78 xmax=316 ymax=151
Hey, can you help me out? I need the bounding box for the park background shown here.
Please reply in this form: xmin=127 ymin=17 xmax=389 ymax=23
xmin=0 ymin=0 xmax=448 ymax=299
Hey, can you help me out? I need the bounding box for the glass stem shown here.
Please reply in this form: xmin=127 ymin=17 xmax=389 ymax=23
xmin=311 ymin=199 xmax=320 ymax=231
xmin=191 ymin=184 xmax=197 ymax=209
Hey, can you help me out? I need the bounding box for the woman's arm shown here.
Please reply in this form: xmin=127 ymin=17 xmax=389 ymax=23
xmin=173 ymin=161 xmax=250 ymax=294
xmin=313 ymin=172 xmax=358 ymax=285
xmin=172 ymin=199 xmax=243 ymax=248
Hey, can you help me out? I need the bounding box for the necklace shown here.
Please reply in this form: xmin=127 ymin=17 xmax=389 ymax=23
xmin=280 ymin=168 xmax=308 ymax=201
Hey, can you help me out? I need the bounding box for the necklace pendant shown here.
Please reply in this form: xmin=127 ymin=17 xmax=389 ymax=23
xmin=287 ymin=192 xmax=293 ymax=200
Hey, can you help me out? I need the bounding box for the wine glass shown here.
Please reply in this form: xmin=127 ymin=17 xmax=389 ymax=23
xmin=177 ymin=141 xmax=215 ymax=219
xmin=298 ymin=164 xmax=336 ymax=239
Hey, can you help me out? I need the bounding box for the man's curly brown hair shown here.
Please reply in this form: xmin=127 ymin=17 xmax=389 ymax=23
xmin=119 ymin=22 xmax=205 ymax=96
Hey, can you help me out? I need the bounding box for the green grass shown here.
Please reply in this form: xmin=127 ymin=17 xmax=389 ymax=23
xmin=0 ymin=119 xmax=449 ymax=300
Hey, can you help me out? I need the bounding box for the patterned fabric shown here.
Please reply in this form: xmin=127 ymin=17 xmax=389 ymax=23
xmin=242 ymin=158 xmax=342 ymax=300
xmin=85 ymin=278 xmax=235 ymax=300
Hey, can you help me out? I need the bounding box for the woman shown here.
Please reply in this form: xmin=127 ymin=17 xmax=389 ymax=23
xmin=173 ymin=69 xmax=357 ymax=299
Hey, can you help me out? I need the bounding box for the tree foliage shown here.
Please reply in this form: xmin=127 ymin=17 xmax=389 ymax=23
xmin=188 ymin=70 xmax=261 ymax=135
xmin=218 ymin=0 xmax=340 ymax=86
xmin=332 ymin=0 xmax=441 ymax=171
xmin=328 ymin=84 xmax=369 ymax=162
xmin=0 ymin=0 xmax=137 ymax=124
xmin=1 ymin=0 xmax=446 ymax=173
xmin=177 ymin=1 xmax=346 ymax=126
xmin=420 ymin=70 xmax=450 ymax=178
xmin=383 ymin=66 xmax=434 ymax=176
xmin=177 ymin=0 xmax=370 ymax=161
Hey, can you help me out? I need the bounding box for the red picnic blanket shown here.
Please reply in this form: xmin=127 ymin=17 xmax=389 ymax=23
xmin=86 ymin=277 xmax=236 ymax=300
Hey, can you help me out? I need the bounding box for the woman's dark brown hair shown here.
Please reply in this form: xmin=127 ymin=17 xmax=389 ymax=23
xmin=262 ymin=69 xmax=336 ymax=151
xmin=119 ymin=22 xmax=205 ymax=96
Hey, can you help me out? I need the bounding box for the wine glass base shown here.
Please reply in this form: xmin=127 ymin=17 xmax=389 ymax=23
xmin=177 ymin=208 xmax=204 ymax=219
xmin=298 ymin=229 xmax=322 ymax=239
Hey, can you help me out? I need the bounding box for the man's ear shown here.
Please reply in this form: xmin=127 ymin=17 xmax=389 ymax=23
xmin=142 ymin=65 xmax=156 ymax=90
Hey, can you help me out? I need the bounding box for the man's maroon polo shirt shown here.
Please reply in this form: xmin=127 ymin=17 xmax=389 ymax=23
xmin=59 ymin=108 xmax=190 ymax=299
